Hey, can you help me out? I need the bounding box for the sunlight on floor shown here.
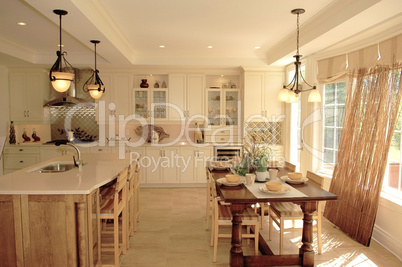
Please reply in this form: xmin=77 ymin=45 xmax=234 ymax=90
xmin=318 ymin=252 xmax=378 ymax=267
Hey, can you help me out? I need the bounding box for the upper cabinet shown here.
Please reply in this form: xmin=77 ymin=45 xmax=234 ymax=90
xmin=9 ymin=69 xmax=48 ymax=123
xmin=205 ymin=75 xmax=240 ymax=127
xmin=96 ymin=72 xmax=133 ymax=120
xmin=132 ymin=74 xmax=169 ymax=121
xmin=169 ymin=73 xmax=205 ymax=122
xmin=243 ymin=70 xmax=284 ymax=121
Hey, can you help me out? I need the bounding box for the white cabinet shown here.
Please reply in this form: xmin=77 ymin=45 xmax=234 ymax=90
xmin=145 ymin=147 xmax=178 ymax=184
xmin=132 ymin=75 xmax=169 ymax=121
xmin=96 ymin=72 xmax=132 ymax=119
xmin=169 ymin=74 xmax=205 ymax=121
xmin=3 ymin=146 xmax=40 ymax=174
xmin=243 ymin=71 xmax=284 ymax=120
xmin=9 ymin=69 xmax=48 ymax=123
xmin=206 ymin=88 xmax=240 ymax=127
xmin=179 ymin=146 xmax=212 ymax=183
xmin=133 ymin=88 xmax=168 ymax=120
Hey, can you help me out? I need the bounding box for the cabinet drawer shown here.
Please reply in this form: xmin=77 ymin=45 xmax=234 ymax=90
xmin=4 ymin=154 xmax=40 ymax=169
xmin=5 ymin=146 xmax=40 ymax=154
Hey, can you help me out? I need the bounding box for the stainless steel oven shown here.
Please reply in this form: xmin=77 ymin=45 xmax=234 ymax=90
xmin=213 ymin=144 xmax=243 ymax=161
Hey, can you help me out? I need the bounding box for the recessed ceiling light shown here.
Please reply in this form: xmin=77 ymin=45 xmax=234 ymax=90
xmin=17 ymin=22 xmax=27 ymax=26
xmin=159 ymin=45 xmax=165 ymax=48
xmin=207 ymin=46 xmax=213 ymax=49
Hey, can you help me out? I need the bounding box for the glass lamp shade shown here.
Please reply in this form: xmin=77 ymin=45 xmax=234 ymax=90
xmin=308 ymin=89 xmax=322 ymax=102
xmin=87 ymin=84 xmax=104 ymax=99
xmin=51 ymin=71 xmax=74 ymax=92
xmin=286 ymin=91 xmax=298 ymax=103
xmin=278 ymin=88 xmax=290 ymax=102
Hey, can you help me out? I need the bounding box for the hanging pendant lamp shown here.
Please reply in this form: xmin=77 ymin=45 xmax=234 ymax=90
xmin=83 ymin=40 xmax=105 ymax=99
xmin=278 ymin=8 xmax=321 ymax=103
xmin=49 ymin=9 xmax=74 ymax=93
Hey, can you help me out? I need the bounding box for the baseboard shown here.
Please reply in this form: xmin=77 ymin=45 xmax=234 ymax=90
xmin=372 ymin=224 xmax=402 ymax=262
xmin=140 ymin=183 xmax=206 ymax=188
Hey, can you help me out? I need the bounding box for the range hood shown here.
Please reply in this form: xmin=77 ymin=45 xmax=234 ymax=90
xmin=44 ymin=69 xmax=95 ymax=107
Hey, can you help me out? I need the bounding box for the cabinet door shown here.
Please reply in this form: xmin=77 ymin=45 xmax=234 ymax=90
xmin=145 ymin=147 xmax=162 ymax=183
xmin=207 ymin=89 xmax=222 ymax=126
xmin=113 ymin=73 xmax=132 ymax=117
xmin=133 ymin=89 xmax=149 ymax=118
xmin=26 ymin=71 xmax=47 ymax=121
xmin=152 ymin=89 xmax=167 ymax=119
xmin=187 ymin=74 xmax=205 ymax=119
xmin=162 ymin=147 xmax=178 ymax=183
xmin=244 ymin=72 xmax=264 ymax=120
xmin=168 ymin=74 xmax=186 ymax=120
xmin=264 ymin=73 xmax=284 ymax=119
xmin=178 ymin=147 xmax=195 ymax=183
xmin=195 ymin=147 xmax=213 ymax=183
xmin=223 ymin=90 xmax=239 ymax=126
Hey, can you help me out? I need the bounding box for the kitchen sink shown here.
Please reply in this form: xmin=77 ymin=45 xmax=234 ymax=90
xmin=28 ymin=162 xmax=79 ymax=173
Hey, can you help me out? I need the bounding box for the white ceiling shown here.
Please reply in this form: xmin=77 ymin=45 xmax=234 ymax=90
xmin=0 ymin=0 xmax=401 ymax=69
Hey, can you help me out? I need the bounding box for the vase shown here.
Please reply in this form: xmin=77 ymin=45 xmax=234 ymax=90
xmin=140 ymin=79 xmax=149 ymax=88
xmin=256 ymin=171 xmax=268 ymax=182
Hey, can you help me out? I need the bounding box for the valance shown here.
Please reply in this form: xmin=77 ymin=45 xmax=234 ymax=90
xmin=317 ymin=34 xmax=402 ymax=83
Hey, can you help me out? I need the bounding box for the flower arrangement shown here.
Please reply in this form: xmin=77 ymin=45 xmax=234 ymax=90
xmin=232 ymin=134 xmax=273 ymax=175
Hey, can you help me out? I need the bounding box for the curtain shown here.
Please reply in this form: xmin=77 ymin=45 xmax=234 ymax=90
xmin=323 ymin=63 xmax=402 ymax=246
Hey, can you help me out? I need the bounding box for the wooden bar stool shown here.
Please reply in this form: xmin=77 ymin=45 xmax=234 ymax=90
xmin=99 ymin=167 xmax=129 ymax=267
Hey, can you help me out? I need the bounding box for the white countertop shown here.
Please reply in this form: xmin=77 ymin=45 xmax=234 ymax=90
xmin=0 ymin=153 xmax=130 ymax=195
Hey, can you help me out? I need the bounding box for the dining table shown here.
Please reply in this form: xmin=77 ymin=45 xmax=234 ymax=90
xmin=212 ymin=168 xmax=337 ymax=267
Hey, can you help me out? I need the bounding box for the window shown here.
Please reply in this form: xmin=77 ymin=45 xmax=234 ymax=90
xmin=384 ymin=90 xmax=402 ymax=198
xmin=322 ymin=82 xmax=346 ymax=172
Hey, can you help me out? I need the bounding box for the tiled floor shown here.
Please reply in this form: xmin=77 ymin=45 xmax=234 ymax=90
xmin=103 ymin=188 xmax=402 ymax=267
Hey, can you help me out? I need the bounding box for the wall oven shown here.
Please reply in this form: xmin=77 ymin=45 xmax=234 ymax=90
xmin=213 ymin=144 xmax=243 ymax=161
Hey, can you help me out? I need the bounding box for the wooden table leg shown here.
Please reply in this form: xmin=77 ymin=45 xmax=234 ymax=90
xmin=299 ymin=201 xmax=317 ymax=267
xmin=230 ymin=203 xmax=246 ymax=267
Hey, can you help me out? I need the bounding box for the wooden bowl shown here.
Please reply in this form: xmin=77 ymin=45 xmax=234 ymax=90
xmin=265 ymin=181 xmax=282 ymax=191
xmin=226 ymin=174 xmax=240 ymax=183
xmin=288 ymin=172 xmax=303 ymax=180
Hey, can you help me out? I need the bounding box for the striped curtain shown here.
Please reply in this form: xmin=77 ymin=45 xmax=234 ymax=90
xmin=324 ymin=63 xmax=402 ymax=246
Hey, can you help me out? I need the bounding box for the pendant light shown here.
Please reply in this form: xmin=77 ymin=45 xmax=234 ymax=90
xmin=49 ymin=9 xmax=74 ymax=93
xmin=83 ymin=40 xmax=105 ymax=99
xmin=278 ymin=8 xmax=321 ymax=103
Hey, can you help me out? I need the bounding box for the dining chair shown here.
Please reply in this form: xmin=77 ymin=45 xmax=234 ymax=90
xmin=268 ymin=171 xmax=324 ymax=254
xmin=257 ymin=162 xmax=295 ymax=229
xmin=99 ymin=167 xmax=129 ymax=267
xmin=205 ymin=167 xmax=214 ymax=230
xmin=210 ymin=179 xmax=260 ymax=262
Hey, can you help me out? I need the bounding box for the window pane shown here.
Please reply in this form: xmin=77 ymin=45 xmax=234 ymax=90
xmin=336 ymin=105 xmax=345 ymax=127
xmin=337 ymin=82 xmax=346 ymax=104
xmin=325 ymin=106 xmax=335 ymax=126
xmin=324 ymin=128 xmax=334 ymax=149
xmin=325 ymin=84 xmax=335 ymax=104
xmin=324 ymin=148 xmax=334 ymax=164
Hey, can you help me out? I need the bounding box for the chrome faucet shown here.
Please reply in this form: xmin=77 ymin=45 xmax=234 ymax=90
xmin=55 ymin=140 xmax=83 ymax=169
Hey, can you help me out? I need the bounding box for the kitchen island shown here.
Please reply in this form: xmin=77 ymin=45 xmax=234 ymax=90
xmin=0 ymin=153 xmax=130 ymax=267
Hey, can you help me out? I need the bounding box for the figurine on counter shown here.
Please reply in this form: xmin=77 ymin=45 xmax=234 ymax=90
xmin=32 ymin=129 xmax=41 ymax=142
xmin=22 ymin=129 xmax=31 ymax=142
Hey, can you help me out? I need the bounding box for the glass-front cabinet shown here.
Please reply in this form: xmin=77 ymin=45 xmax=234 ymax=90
xmin=133 ymin=89 xmax=167 ymax=119
xmin=133 ymin=74 xmax=168 ymax=120
xmin=207 ymin=88 xmax=239 ymax=127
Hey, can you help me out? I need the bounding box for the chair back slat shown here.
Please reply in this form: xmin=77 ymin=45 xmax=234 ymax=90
xmin=306 ymin=171 xmax=324 ymax=188
xmin=284 ymin=161 xmax=296 ymax=172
